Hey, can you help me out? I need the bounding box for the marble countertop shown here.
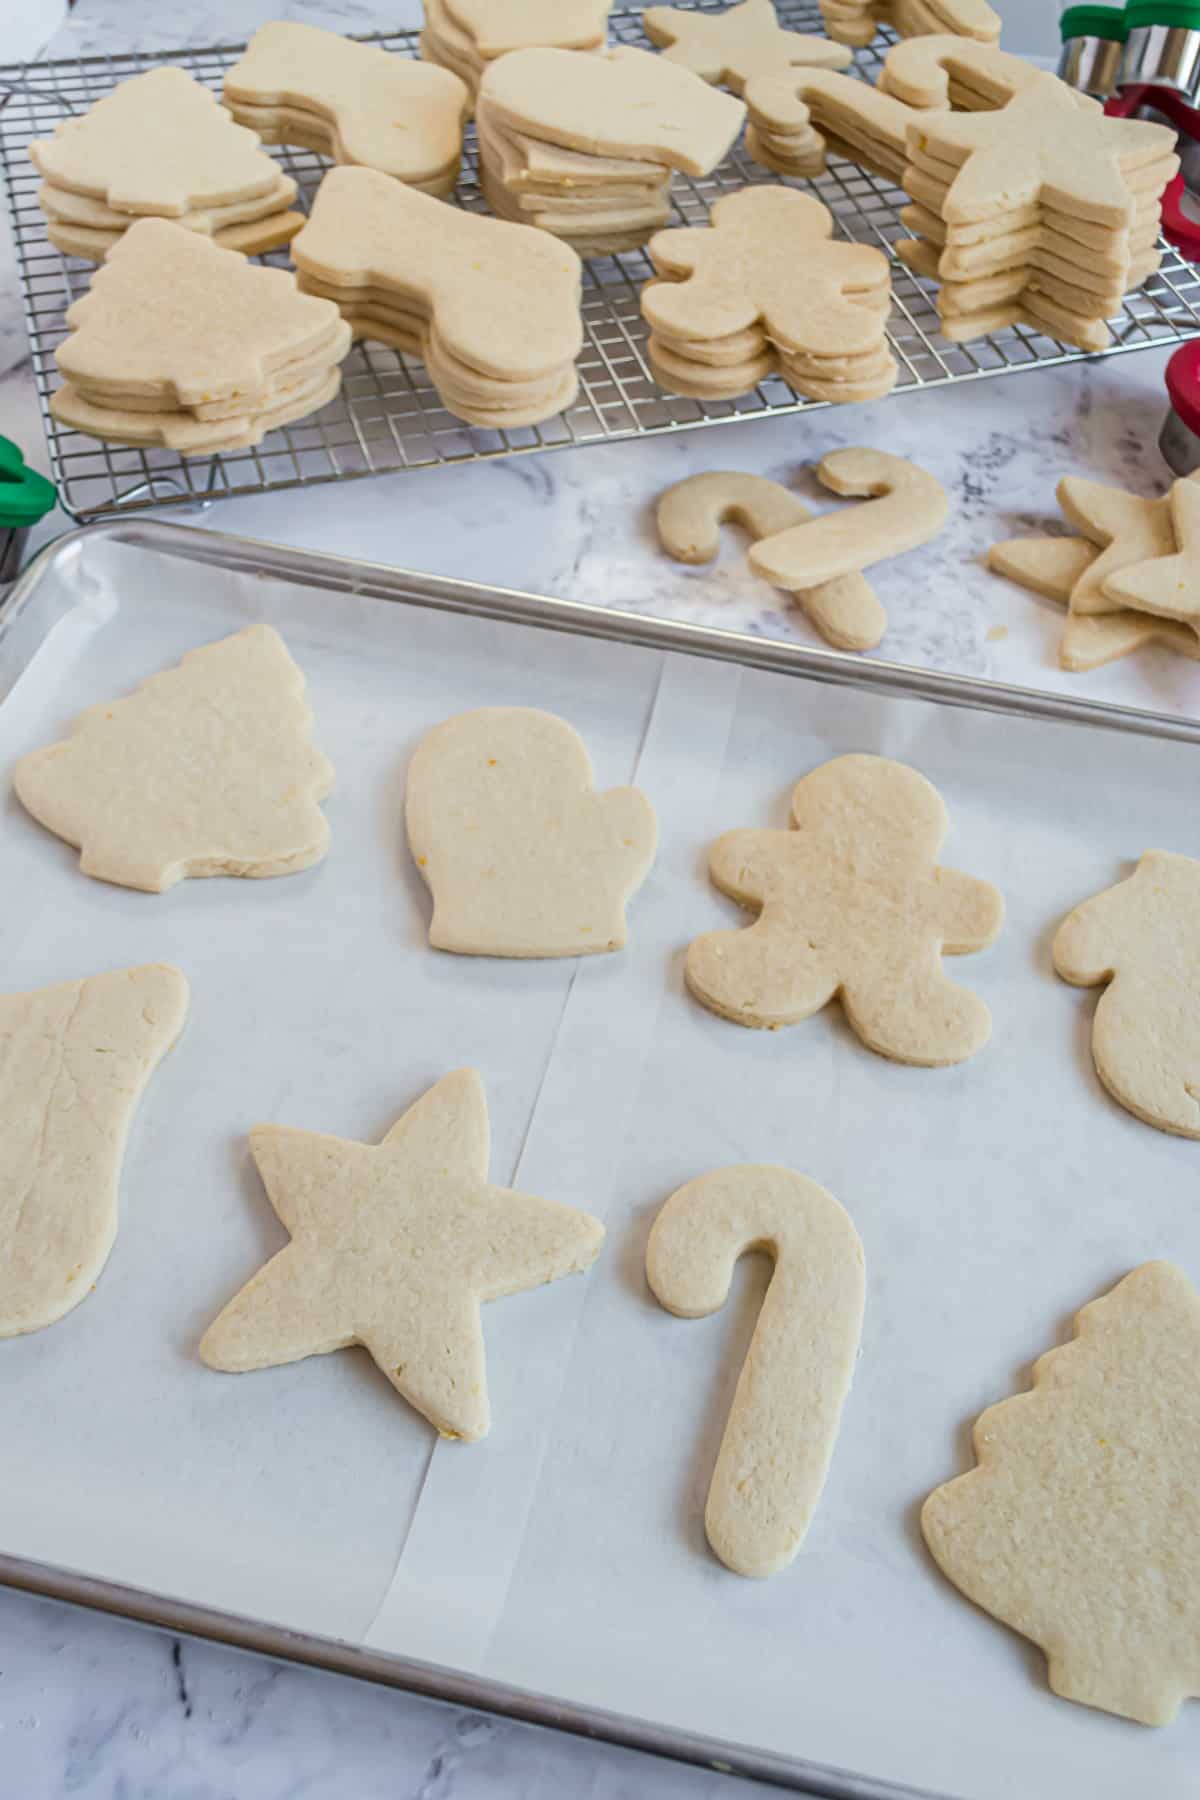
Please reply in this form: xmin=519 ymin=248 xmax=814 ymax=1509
xmin=0 ymin=4 xmax=1196 ymax=1798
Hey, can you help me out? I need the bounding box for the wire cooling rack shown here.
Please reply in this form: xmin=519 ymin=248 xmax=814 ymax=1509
xmin=2 ymin=3 xmax=1199 ymax=520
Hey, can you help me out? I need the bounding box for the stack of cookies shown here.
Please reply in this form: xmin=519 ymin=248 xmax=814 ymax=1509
xmin=51 ymin=219 xmax=350 ymax=454
xmin=223 ymin=22 xmax=469 ymax=195
xmin=291 ymin=167 xmax=583 ymax=429
xmin=475 ymin=46 xmax=745 ymax=256
xmin=820 ymin=0 xmax=999 ymax=49
xmin=877 ymin=33 xmax=1057 ymax=111
xmin=642 ymin=186 xmax=896 ymax=404
xmin=30 ymin=67 xmax=301 ymax=261
xmin=421 ymin=0 xmax=611 ymax=101
xmin=894 ymin=71 xmax=1177 ymax=350
xmin=746 ymin=69 xmax=918 ymax=182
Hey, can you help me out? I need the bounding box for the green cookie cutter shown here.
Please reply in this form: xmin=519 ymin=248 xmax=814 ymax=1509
xmin=0 ymin=436 xmax=58 ymax=530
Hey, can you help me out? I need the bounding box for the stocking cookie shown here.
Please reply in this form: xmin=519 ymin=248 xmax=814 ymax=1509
xmin=749 ymin=448 xmax=948 ymax=590
xmin=1054 ymin=852 xmax=1200 ymax=1137
xmin=647 ymin=1164 xmax=864 ymax=1578
xmin=224 ymin=22 xmax=469 ymax=192
xmin=15 ymin=625 xmax=333 ymax=892
xmin=200 ymin=1069 xmax=604 ymax=1439
xmin=0 ymin=965 xmax=189 ymax=1337
xmin=656 ymin=470 xmax=887 ymax=650
xmin=923 ymin=1261 xmax=1200 ymax=1725
xmin=406 ymin=707 xmax=657 ymax=957
xmin=687 ymin=754 xmax=1003 ymax=1064
xmin=643 ymin=0 xmax=851 ymax=94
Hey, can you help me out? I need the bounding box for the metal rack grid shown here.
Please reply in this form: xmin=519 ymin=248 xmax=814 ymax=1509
xmin=2 ymin=2 xmax=1198 ymax=520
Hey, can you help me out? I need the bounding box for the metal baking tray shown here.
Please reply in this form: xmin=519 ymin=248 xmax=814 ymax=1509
xmin=1 ymin=519 xmax=1199 ymax=1800
xmin=2 ymin=3 xmax=1199 ymax=521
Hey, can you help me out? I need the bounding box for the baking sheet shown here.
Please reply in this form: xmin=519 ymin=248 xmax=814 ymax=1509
xmin=1 ymin=527 xmax=1199 ymax=1800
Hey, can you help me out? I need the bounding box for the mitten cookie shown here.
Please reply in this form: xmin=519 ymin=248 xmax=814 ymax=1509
xmin=406 ymin=707 xmax=657 ymax=957
xmin=15 ymin=625 xmax=333 ymax=892
xmin=655 ymin=469 xmax=887 ymax=650
xmin=923 ymin=1261 xmax=1200 ymax=1725
xmin=0 ymin=965 xmax=188 ymax=1337
xmin=687 ymin=753 xmax=1003 ymax=1064
xmin=200 ymin=1069 xmax=604 ymax=1439
xmin=224 ymin=22 xmax=469 ymax=193
xmin=643 ymin=0 xmax=850 ymax=94
xmin=1054 ymin=852 xmax=1200 ymax=1137
xmin=647 ymin=1164 xmax=864 ymax=1577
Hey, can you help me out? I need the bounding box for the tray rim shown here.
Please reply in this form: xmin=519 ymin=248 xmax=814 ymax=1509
xmin=1 ymin=515 xmax=1198 ymax=1800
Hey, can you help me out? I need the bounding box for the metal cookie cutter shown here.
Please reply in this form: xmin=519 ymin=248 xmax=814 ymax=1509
xmin=1058 ymin=4 xmax=1129 ymax=99
xmin=0 ymin=437 xmax=57 ymax=586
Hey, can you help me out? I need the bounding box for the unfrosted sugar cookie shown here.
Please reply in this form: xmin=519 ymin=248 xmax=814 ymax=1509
xmin=643 ymin=0 xmax=850 ymax=92
xmin=923 ymin=1261 xmax=1200 ymax=1726
xmin=406 ymin=707 xmax=657 ymax=957
xmin=200 ymin=1069 xmax=604 ymax=1439
xmin=686 ymin=753 xmax=1003 ymax=1064
xmin=15 ymin=625 xmax=333 ymax=892
xmin=0 ymin=965 xmax=188 ymax=1337
xmin=1054 ymin=851 xmax=1200 ymax=1137
xmin=647 ymin=1164 xmax=865 ymax=1577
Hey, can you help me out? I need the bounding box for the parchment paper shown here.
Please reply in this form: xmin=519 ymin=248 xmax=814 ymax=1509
xmin=0 ymin=533 xmax=1197 ymax=1800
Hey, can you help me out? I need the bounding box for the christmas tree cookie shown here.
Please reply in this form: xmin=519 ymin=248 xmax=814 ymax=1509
xmin=15 ymin=625 xmax=333 ymax=892
xmin=923 ymin=1262 xmax=1200 ymax=1725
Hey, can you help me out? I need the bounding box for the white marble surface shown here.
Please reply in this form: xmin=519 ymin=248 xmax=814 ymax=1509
xmin=0 ymin=4 xmax=1197 ymax=1798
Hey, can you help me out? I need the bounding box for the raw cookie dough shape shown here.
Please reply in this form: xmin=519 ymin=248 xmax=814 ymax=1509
xmin=748 ymin=448 xmax=949 ymax=591
xmin=655 ymin=470 xmax=887 ymax=651
xmin=15 ymin=625 xmax=333 ymax=893
xmin=647 ymin=1164 xmax=865 ymax=1578
xmin=406 ymin=707 xmax=657 ymax=957
xmin=643 ymin=186 xmax=893 ymax=360
xmin=200 ymin=1069 xmax=605 ymax=1439
xmin=985 ymin=533 xmax=1200 ymax=671
xmin=923 ymin=1261 xmax=1200 ymax=1726
xmin=642 ymin=0 xmax=851 ymax=94
xmin=0 ymin=965 xmax=189 ymax=1337
xmin=29 ymin=66 xmax=280 ymax=216
xmin=223 ymin=22 xmax=469 ymax=187
xmin=686 ymin=753 xmax=1003 ymax=1064
xmin=1054 ymin=851 xmax=1200 ymax=1137
xmin=1103 ymin=478 xmax=1200 ymax=628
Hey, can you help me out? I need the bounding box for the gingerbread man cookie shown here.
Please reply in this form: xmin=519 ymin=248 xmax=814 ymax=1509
xmin=1054 ymin=851 xmax=1200 ymax=1137
xmin=687 ymin=754 xmax=1003 ymax=1064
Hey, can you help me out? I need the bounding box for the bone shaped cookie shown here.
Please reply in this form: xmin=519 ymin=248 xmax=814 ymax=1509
xmin=749 ymin=449 xmax=948 ymax=590
xmin=406 ymin=707 xmax=657 ymax=957
xmin=224 ymin=22 xmax=469 ymax=185
xmin=643 ymin=0 xmax=850 ymax=94
xmin=923 ymin=1260 xmax=1200 ymax=1725
xmin=647 ymin=1164 xmax=865 ymax=1577
xmin=1055 ymin=851 xmax=1200 ymax=1136
xmin=656 ymin=470 xmax=887 ymax=650
xmin=0 ymin=964 xmax=188 ymax=1337
xmin=644 ymin=186 xmax=891 ymax=358
xmin=686 ymin=754 xmax=1003 ymax=1063
xmin=201 ymin=1069 xmax=605 ymax=1438
xmin=15 ymin=626 xmax=333 ymax=893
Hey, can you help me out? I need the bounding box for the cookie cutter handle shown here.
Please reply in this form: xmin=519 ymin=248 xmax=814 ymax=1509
xmin=1161 ymin=340 xmax=1200 ymax=473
